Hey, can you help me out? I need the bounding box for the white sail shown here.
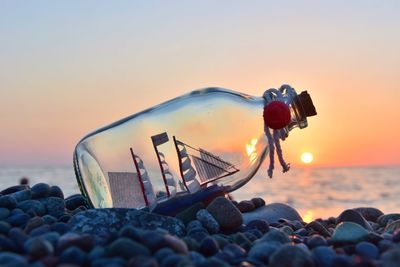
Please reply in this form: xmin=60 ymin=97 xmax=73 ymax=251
xmin=157 ymin=152 xmax=177 ymax=196
xmin=175 ymin=139 xmax=200 ymax=192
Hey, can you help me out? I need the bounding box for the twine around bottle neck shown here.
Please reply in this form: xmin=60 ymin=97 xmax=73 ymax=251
xmin=263 ymin=86 xmax=292 ymax=178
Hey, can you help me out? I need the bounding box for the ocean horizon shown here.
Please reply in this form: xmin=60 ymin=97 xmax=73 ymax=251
xmin=1 ymin=165 xmax=399 ymax=221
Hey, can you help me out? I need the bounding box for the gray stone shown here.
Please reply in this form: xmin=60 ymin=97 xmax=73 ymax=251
xmin=25 ymin=237 xmax=54 ymax=259
xmin=248 ymin=242 xmax=278 ymax=264
xmin=49 ymin=186 xmax=64 ymax=199
xmin=353 ymin=207 xmax=384 ymax=223
xmin=68 ymin=208 xmax=186 ymax=237
xmin=337 ymin=209 xmax=372 ymax=230
xmin=331 ymin=222 xmax=369 ymax=243
xmin=385 ymin=219 xmax=400 ymax=234
xmin=31 ymin=183 xmax=51 ymax=199
xmin=237 ymin=200 xmax=255 ymax=213
xmin=164 ymin=234 xmax=188 ymax=254
xmin=17 ymin=200 xmax=46 ymax=216
xmin=107 ymin=237 xmax=150 ymax=259
xmin=269 ymin=244 xmax=314 ymax=267
xmin=206 ymin=197 xmax=243 ymax=232
xmin=378 ymin=214 xmax=400 ymax=227
xmin=11 ymin=189 xmax=32 ymax=202
xmin=40 ymin=197 xmax=65 ymax=218
xmin=382 ymin=248 xmax=400 ymax=267
xmin=0 ymin=252 xmax=28 ymax=267
xmin=0 ymin=207 xmax=10 ymax=220
xmin=305 ymin=221 xmax=331 ymax=237
xmin=196 ymin=209 xmax=220 ymax=234
xmin=243 ymin=203 xmax=302 ymax=224
xmin=0 ymin=195 xmax=17 ymax=209
xmin=258 ymin=228 xmax=291 ymax=245
xmin=176 ymin=202 xmax=205 ymax=226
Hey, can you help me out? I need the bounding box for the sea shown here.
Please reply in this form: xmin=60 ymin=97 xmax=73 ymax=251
xmin=1 ymin=165 xmax=399 ymax=222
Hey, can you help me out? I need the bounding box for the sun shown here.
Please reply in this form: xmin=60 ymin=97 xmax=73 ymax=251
xmin=301 ymin=152 xmax=314 ymax=164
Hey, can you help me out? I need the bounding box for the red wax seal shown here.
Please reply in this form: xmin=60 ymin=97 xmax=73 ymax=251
xmin=263 ymin=101 xmax=291 ymax=129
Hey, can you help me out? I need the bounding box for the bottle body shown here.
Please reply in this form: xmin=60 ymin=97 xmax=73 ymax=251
xmin=74 ymin=88 xmax=269 ymax=209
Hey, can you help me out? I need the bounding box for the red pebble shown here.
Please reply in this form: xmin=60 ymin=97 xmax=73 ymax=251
xmin=263 ymin=101 xmax=291 ymax=129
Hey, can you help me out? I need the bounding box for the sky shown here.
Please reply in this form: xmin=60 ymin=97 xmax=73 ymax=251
xmin=1 ymin=0 xmax=399 ymax=167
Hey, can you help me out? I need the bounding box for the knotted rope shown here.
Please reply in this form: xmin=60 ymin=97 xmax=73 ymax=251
xmin=263 ymin=86 xmax=293 ymax=178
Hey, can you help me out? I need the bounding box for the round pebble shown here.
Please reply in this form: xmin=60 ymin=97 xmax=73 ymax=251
xmin=107 ymin=237 xmax=150 ymax=260
xmin=0 ymin=207 xmax=10 ymax=220
xmin=196 ymin=209 xmax=220 ymax=234
xmin=31 ymin=183 xmax=51 ymax=199
xmin=0 ymin=195 xmax=17 ymax=209
xmin=355 ymin=241 xmax=379 ymax=260
xmin=245 ymin=219 xmax=269 ymax=234
xmin=199 ymin=236 xmax=220 ymax=256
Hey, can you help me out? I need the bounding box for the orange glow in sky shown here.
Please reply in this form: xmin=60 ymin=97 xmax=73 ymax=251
xmin=1 ymin=1 xmax=399 ymax=167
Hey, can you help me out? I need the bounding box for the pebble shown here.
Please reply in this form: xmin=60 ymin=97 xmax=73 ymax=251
xmin=245 ymin=219 xmax=269 ymax=234
xmin=206 ymin=197 xmax=243 ymax=232
xmin=176 ymin=202 xmax=205 ymax=225
xmin=223 ymin=243 xmax=246 ymax=260
xmin=236 ymin=200 xmax=255 ymax=213
xmin=24 ymin=216 xmax=44 ymax=234
xmin=0 ymin=207 xmax=10 ymax=219
xmin=31 ymin=183 xmax=51 ymax=199
xmin=69 ymin=208 xmax=186 ymax=237
xmin=118 ymin=225 xmax=142 ymax=241
xmin=384 ymin=219 xmax=400 ymax=234
xmin=2 ymin=180 xmax=400 ymax=267
xmin=40 ymin=197 xmax=65 ymax=218
xmin=258 ymin=227 xmax=291 ymax=245
xmin=250 ymin=197 xmax=265 ymax=208
xmin=332 ymin=255 xmax=352 ymax=267
xmin=0 ymin=252 xmax=28 ymax=267
xmin=25 ymin=237 xmax=54 ymax=259
xmin=59 ymin=246 xmax=87 ymax=265
xmin=0 ymin=185 xmax=29 ymax=195
xmin=306 ymin=220 xmax=331 ymax=237
xmin=0 ymin=235 xmax=17 ymax=251
xmin=196 ymin=209 xmax=220 ymax=234
xmin=331 ymin=222 xmax=369 ymax=243
xmin=269 ymin=244 xmax=314 ymax=267
xmin=11 ymin=189 xmax=32 ymax=202
xmin=381 ymin=248 xmax=400 ymax=267
xmin=49 ymin=185 xmax=64 ymax=199
xmin=312 ymin=246 xmax=335 ymax=267
xmin=353 ymin=207 xmax=384 ymax=223
xmin=107 ymin=237 xmax=150 ymax=260
xmin=0 ymin=221 xmax=11 ymax=234
xmin=0 ymin=195 xmax=17 ymax=209
xmin=17 ymin=200 xmax=46 ymax=216
xmin=6 ymin=213 xmax=30 ymax=227
xmin=30 ymin=225 xmax=51 ymax=237
xmin=307 ymin=234 xmax=328 ymax=249
xmin=199 ymin=236 xmax=220 ymax=256
xmin=164 ymin=234 xmax=188 ymax=254
xmin=355 ymin=241 xmax=379 ymax=260
xmin=243 ymin=203 xmax=302 ymax=224
xmin=141 ymin=231 xmax=168 ymax=252
xmin=337 ymin=209 xmax=372 ymax=230
xmin=65 ymin=194 xmax=87 ymax=210
xmin=51 ymin=222 xmax=71 ymax=234
xmin=377 ymin=213 xmax=400 ymax=227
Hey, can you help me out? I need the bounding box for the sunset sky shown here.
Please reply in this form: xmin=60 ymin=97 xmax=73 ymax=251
xmin=1 ymin=1 xmax=399 ymax=167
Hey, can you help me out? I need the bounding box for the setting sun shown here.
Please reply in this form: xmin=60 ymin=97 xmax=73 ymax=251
xmin=301 ymin=152 xmax=314 ymax=164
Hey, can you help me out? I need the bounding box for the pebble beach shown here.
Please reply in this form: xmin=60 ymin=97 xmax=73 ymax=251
xmin=0 ymin=182 xmax=400 ymax=267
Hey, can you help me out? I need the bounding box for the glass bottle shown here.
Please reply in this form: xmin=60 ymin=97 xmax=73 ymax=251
xmin=73 ymin=85 xmax=316 ymax=214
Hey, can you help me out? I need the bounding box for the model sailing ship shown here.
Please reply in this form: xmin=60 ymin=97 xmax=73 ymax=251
xmin=107 ymin=132 xmax=239 ymax=215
